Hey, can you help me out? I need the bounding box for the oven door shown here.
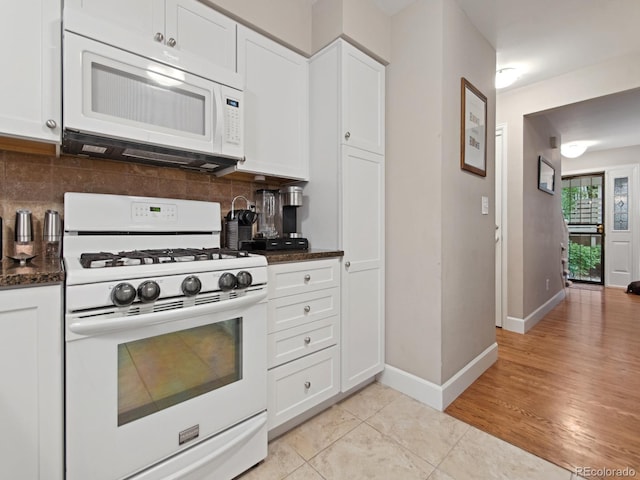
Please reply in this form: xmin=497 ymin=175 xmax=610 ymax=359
xmin=65 ymin=298 xmax=267 ymax=480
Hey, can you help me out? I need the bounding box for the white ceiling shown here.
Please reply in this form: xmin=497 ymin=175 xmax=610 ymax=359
xmin=377 ymin=0 xmax=640 ymax=155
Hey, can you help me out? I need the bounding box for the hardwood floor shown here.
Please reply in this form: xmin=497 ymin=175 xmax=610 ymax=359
xmin=446 ymin=285 xmax=640 ymax=479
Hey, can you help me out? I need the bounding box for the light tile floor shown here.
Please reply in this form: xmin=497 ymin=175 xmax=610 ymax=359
xmin=238 ymin=382 xmax=588 ymax=480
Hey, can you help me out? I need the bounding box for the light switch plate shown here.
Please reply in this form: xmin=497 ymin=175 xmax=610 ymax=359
xmin=481 ymin=196 xmax=489 ymax=215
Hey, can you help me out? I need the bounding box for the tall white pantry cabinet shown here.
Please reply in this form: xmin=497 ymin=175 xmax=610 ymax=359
xmin=302 ymin=40 xmax=385 ymax=392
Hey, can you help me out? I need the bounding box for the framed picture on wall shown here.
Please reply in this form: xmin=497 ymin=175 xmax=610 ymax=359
xmin=538 ymin=155 xmax=555 ymax=194
xmin=460 ymin=77 xmax=487 ymax=177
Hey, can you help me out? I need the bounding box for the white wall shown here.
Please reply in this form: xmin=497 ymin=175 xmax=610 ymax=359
xmin=497 ymin=51 xmax=640 ymax=320
xmin=563 ymin=145 xmax=640 ymax=175
xmin=386 ymin=0 xmax=496 ymax=385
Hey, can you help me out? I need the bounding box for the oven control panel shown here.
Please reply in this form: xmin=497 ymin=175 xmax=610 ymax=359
xmin=131 ymin=202 xmax=177 ymax=222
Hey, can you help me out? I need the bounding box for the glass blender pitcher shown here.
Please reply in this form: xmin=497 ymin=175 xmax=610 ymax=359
xmin=255 ymin=189 xmax=279 ymax=238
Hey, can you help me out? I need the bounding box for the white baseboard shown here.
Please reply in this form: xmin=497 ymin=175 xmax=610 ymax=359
xmin=377 ymin=342 xmax=498 ymax=411
xmin=504 ymin=289 xmax=566 ymax=334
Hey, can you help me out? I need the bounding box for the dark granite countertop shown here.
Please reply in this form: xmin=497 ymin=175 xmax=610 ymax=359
xmin=256 ymin=249 xmax=344 ymax=264
xmin=0 ymin=257 xmax=65 ymax=288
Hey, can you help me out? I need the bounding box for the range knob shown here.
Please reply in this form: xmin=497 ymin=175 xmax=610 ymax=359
xmin=236 ymin=270 xmax=253 ymax=289
xmin=181 ymin=275 xmax=202 ymax=296
xmin=111 ymin=282 xmax=137 ymax=307
xmin=138 ymin=280 xmax=161 ymax=303
xmin=218 ymin=272 xmax=237 ymax=292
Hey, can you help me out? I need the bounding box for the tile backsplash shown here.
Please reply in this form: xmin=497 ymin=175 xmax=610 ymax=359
xmin=0 ymin=148 xmax=277 ymax=257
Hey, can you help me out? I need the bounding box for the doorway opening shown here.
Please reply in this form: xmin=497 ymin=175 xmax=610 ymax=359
xmin=561 ymin=173 xmax=604 ymax=284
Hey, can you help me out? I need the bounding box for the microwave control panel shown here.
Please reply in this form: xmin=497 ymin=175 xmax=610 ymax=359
xmin=224 ymin=97 xmax=241 ymax=145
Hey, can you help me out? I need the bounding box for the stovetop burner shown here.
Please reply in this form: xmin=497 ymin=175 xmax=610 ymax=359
xmin=80 ymin=248 xmax=251 ymax=268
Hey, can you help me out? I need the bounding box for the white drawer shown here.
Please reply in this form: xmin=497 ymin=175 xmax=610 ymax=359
xmin=268 ymin=316 xmax=339 ymax=368
xmin=268 ymin=287 xmax=339 ymax=333
xmin=268 ymin=259 xmax=340 ymax=298
xmin=268 ymin=346 xmax=340 ymax=430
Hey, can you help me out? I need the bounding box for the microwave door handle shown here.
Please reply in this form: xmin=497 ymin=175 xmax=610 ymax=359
xmin=213 ymin=86 xmax=223 ymax=148
xmin=67 ymin=290 xmax=267 ymax=337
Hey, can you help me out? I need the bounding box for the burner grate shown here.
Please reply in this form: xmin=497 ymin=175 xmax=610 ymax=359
xmin=80 ymin=248 xmax=251 ymax=268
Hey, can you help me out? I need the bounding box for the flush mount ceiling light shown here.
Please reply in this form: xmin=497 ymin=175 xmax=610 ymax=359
xmin=495 ymin=68 xmax=519 ymax=89
xmin=561 ymin=142 xmax=589 ymax=158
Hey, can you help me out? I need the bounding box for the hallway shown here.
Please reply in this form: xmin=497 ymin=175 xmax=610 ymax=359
xmin=446 ymin=285 xmax=640 ymax=479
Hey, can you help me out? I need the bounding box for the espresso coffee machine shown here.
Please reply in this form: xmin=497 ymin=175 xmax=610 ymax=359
xmin=248 ymin=186 xmax=308 ymax=250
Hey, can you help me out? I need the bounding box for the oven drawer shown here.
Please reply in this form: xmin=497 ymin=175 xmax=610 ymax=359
xmin=268 ymin=259 xmax=340 ymax=298
xmin=268 ymin=287 xmax=339 ymax=333
xmin=268 ymin=315 xmax=339 ymax=368
xmin=268 ymin=346 xmax=340 ymax=429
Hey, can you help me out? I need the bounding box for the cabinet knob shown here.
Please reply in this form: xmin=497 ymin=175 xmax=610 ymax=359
xmin=304 ymin=381 xmax=311 ymax=389
xmin=345 ymin=261 xmax=351 ymax=268
xmin=304 ymin=336 xmax=311 ymax=344
xmin=345 ymin=131 xmax=351 ymax=140
xmin=154 ymin=32 xmax=164 ymax=42
xmin=167 ymin=37 xmax=177 ymax=47
xmin=45 ymin=119 xmax=57 ymax=129
xmin=304 ymin=305 xmax=311 ymax=313
xmin=304 ymin=274 xmax=311 ymax=281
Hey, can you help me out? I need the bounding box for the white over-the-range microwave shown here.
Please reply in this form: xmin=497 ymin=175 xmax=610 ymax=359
xmin=62 ymin=19 xmax=244 ymax=173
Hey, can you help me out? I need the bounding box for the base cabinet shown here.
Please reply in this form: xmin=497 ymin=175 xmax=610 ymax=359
xmin=0 ymin=284 xmax=63 ymax=480
xmin=266 ymin=259 xmax=340 ymax=430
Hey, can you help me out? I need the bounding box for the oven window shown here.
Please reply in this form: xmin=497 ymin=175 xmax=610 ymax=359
xmin=117 ymin=319 xmax=242 ymax=426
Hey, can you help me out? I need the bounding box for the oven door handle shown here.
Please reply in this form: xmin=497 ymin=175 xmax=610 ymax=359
xmin=68 ymin=290 xmax=267 ymax=336
xmin=164 ymin=414 xmax=267 ymax=480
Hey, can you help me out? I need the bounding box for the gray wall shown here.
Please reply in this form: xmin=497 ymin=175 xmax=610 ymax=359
xmin=522 ymin=115 xmax=563 ymax=315
xmin=386 ymin=0 xmax=496 ymax=385
xmin=440 ymin=0 xmax=496 ymax=382
xmin=386 ymin=0 xmax=445 ymax=384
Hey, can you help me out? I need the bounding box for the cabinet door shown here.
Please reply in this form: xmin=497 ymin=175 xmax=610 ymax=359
xmin=165 ymin=0 xmax=236 ymax=72
xmin=341 ymin=146 xmax=385 ymax=391
xmin=341 ymin=42 xmax=385 ymax=155
xmin=0 ymin=285 xmax=63 ymax=480
xmin=237 ymin=26 xmax=309 ymax=180
xmin=0 ymin=0 xmax=61 ymax=143
xmin=64 ymin=0 xmax=164 ymax=46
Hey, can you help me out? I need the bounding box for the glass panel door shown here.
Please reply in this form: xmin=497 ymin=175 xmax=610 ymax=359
xmin=118 ymin=318 xmax=242 ymax=426
xmin=561 ymin=173 xmax=605 ymax=284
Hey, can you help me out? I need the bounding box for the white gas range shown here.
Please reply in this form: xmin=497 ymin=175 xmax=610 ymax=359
xmin=63 ymin=192 xmax=268 ymax=480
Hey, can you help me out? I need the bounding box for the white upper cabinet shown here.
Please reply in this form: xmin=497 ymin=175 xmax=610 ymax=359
xmin=0 ymin=0 xmax=61 ymax=143
xmin=234 ymin=25 xmax=309 ymax=180
xmin=164 ymin=0 xmax=236 ymax=72
xmin=64 ymin=0 xmax=236 ymax=73
xmin=341 ymin=43 xmax=385 ymax=155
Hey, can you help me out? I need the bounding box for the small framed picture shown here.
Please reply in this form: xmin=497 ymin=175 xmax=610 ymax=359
xmin=538 ymin=156 xmax=555 ymax=194
xmin=460 ymin=78 xmax=487 ymax=177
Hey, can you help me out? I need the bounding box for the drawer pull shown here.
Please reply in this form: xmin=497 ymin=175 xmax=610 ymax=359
xmin=304 ymin=274 xmax=311 ymax=281
xmin=304 ymin=381 xmax=311 ymax=389
xmin=304 ymin=336 xmax=311 ymax=344
xmin=304 ymin=305 xmax=311 ymax=313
